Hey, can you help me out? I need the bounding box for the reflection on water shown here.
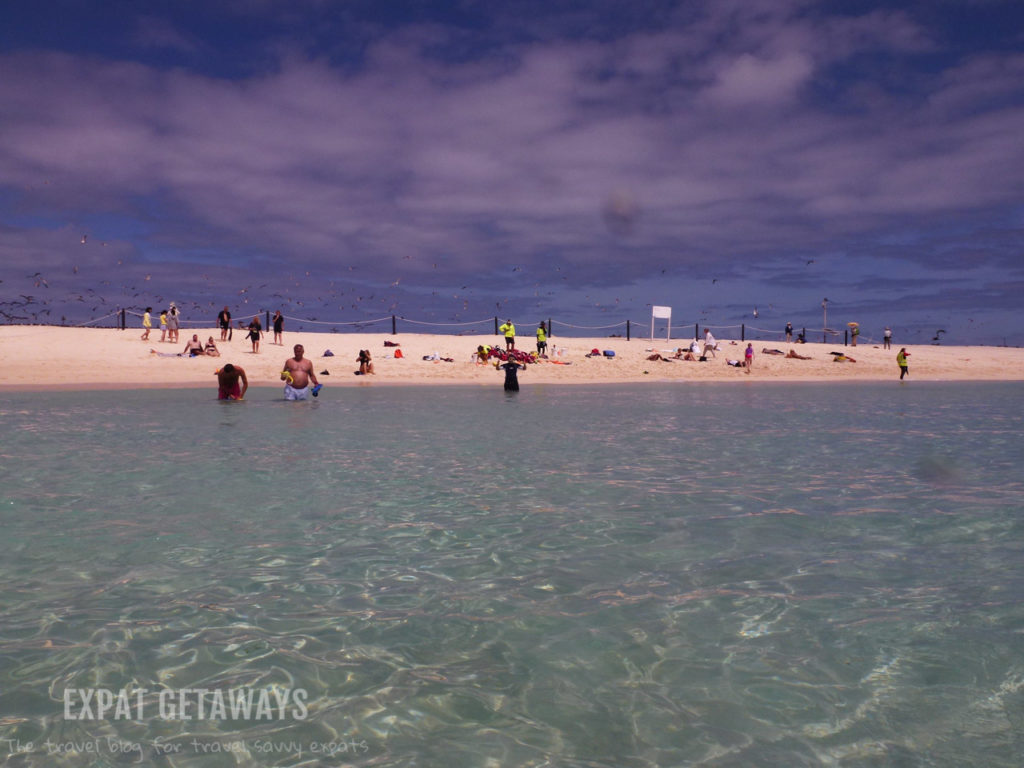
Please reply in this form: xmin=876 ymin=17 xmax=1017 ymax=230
xmin=1 ymin=383 xmax=1023 ymax=766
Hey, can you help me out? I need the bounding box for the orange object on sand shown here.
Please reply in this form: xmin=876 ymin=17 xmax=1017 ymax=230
xmin=394 ymin=349 xmax=403 ymax=359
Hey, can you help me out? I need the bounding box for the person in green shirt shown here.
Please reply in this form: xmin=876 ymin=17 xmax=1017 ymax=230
xmin=499 ymin=319 xmax=516 ymax=350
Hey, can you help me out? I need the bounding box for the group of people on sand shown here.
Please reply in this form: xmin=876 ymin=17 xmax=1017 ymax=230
xmin=217 ymin=309 xmax=284 ymax=354
xmin=145 ymin=305 xmax=287 ymax=354
xmin=150 ymin=333 xmax=221 ymax=358
xmin=497 ymin=319 xmax=549 ymax=357
xmin=141 ymin=304 xmax=181 ymax=343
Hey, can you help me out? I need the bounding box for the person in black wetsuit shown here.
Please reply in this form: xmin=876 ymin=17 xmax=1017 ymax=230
xmin=499 ymin=358 xmax=525 ymax=391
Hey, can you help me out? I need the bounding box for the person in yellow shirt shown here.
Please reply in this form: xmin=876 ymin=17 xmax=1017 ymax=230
xmin=141 ymin=307 xmax=152 ymax=341
xmin=536 ymin=321 xmax=548 ymax=356
xmin=159 ymin=310 xmax=168 ymax=342
xmin=498 ymin=319 xmax=516 ymax=350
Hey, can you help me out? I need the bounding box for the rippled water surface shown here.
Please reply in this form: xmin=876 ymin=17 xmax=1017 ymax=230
xmin=1 ymin=382 xmax=1023 ymax=767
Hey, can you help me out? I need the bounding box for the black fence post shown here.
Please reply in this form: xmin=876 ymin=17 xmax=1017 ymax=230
xmin=121 ymin=308 xmax=126 ymax=330
xmin=694 ymin=323 xmax=698 ymax=340
xmin=494 ymin=317 xmax=498 ymax=335
xmin=265 ymin=310 xmax=270 ymax=331
xmin=548 ymin=317 xmax=552 ymax=338
xmin=741 ymin=323 xmax=745 ymax=342
xmin=392 ymin=315 xmax=397 ymax=335
xmin=844 ymin=330 xmax=848 ymax=346
xmin=626 ymin=320 xmax=630 ymax=341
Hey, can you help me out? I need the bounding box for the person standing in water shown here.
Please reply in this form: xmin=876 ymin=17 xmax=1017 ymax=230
xmin=282 ymin=344 xmax=320 ymax=400
xmin=216 ymin=364 xmax=248 ymax=400
xmin=499 ymin=357 xmax=525 ymax=391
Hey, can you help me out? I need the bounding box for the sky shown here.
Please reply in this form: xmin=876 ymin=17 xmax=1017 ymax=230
xmin=1 ymin=0 xmax=1022 ymax=345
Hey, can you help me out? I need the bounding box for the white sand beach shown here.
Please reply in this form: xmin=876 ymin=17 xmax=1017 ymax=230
xmin=1 ymin=325 xmax=1021 ymax=391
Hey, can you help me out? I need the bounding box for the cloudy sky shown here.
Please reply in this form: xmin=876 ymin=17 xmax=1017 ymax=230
xmin=1 ymin=0 xmax=1022 ymax=344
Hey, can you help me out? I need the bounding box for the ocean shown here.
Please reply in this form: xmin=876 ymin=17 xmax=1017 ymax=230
xmin=1 ymin=382 xmax=1022 ymax=767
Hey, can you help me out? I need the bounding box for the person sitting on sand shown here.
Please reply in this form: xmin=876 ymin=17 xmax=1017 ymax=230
xmin=216 ymin=363 xmax=248 ymax=400
xmin=786 ymin=349 xmax=811 ymax=360
xmin=183 ymin=334 xmax=204 ymax=356
xmin=357 ymin=349 xmax=375 ymax=375
xmin=205 ymin=337 xmax=220 ymax=357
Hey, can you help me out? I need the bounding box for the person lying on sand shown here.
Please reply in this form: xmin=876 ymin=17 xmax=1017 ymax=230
xmin=786 ymin=350 xmax=811 ymax=360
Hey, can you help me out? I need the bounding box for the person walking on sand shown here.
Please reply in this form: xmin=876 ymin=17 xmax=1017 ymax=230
xmin=744 ymin=342 xmax=754 ymax=374
xmin=246 ymin=316 xmax=262 ymax=354
xmin=141 ymin=307 xmax=152 ymax=341
xmin=785 ymin=322 xmax=793 ymax=343
xmin=499 ymin=319 xmax=516 ymax=351
xmin=897 ymin=348 xmax=910 ymax=380
xmin=883 ymin=326 xmax=892 ymax=350
xmin=282 ymin=344 xmax=320 ymax=400
xmin=272 ymin=310 xmax=284 ymax=345
xmin=218 ymin=306 xmax=232 ymax=341
xmin=216 ymin=363 xmax=248 ymax=400
xmin=703 ymin=328 xmax=717 ymax=358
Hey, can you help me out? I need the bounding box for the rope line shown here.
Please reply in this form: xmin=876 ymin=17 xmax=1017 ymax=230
xmin=399 ymin=317 xmax=493 ymax=327
xmin=551 ymin=320 xmax=628 ymax=330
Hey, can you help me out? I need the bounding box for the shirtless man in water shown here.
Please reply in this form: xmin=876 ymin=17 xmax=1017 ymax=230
xmin=282 ymin=344 xmax=320 ymax=400
xmin=216 ymin=364 xmax=248 ymax=400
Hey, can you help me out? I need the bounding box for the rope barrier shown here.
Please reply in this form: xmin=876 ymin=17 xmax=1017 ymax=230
xmin=399 ymin=317 xmax=492 ymax=327
xmin=551 ymin=320 xmax=628 ymax=330
xmin=74 ymin=311 xmax=121 ymax=327
xmin=280 ymin=314 xmax=391 ymax=326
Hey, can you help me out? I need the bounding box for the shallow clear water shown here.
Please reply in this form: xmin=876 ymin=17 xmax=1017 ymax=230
xmin=1 ymin=382 xmax=1023 ymax=767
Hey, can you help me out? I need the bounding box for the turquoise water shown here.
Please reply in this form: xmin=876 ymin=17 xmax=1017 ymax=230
xmin=1 ymin=383 xmax=1022 ymax=767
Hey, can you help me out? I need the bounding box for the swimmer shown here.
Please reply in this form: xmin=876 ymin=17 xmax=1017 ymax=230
xmin=216 ymin=364 xmax=248 ymax=400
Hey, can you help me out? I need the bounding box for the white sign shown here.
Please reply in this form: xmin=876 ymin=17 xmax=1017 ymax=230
xmin=651 ymin=306 xmax=672 ymax=340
